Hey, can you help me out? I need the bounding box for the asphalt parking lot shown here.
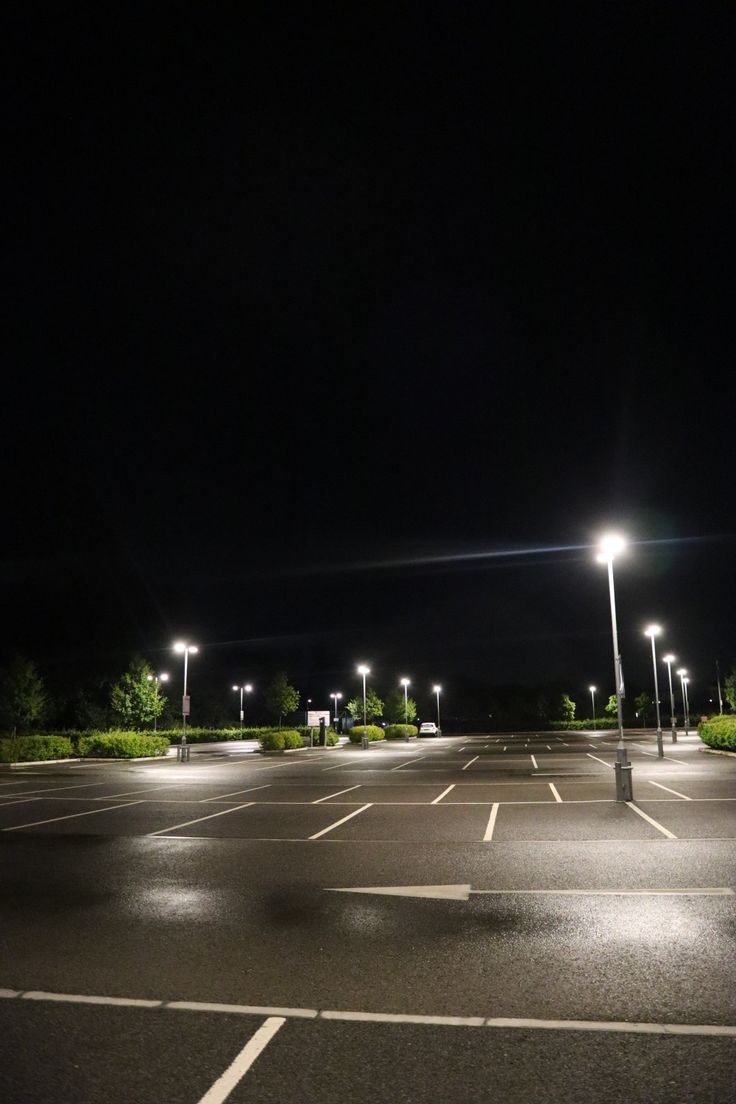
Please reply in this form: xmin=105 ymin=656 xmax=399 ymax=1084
xmin=1 ymin=730 xmax=735 ymax=1102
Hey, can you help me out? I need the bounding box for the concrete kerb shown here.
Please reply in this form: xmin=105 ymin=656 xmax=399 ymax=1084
xmin=0 ymin=753 xmax=171 ymax=771
xmin=699 ymin=746 xmax=736 ymax=758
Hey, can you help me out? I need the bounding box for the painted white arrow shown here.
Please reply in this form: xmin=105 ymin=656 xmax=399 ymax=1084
xmin=327 ymin=885 xmax=734 ymax=901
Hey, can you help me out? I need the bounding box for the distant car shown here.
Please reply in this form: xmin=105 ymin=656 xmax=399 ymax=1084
xmin=419 ymin=722 xmax=440 ymax=737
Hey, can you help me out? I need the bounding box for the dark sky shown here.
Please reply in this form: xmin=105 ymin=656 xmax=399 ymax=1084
xmin=4 ymin=4 xmax=734 ymax=717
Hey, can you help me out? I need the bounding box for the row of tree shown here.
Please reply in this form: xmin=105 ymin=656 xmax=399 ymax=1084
xmin=2 ymin=656 xmax=736 ymax=733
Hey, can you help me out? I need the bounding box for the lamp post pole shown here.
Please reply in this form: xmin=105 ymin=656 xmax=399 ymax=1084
xmin=357 ymin=665 xmax=370 ymax=748
xmin=433 ymin=685 xmax=442 ymax=732
xmin=663 ymin=655 xmax=677 ymax=742
xmin=597 ymin=536 xmax=632 ymax=801
xmin=174 ymin=642 xmax=198 ymax=747
xmin=645 ymin=626 xmax=664 ymax=758
xmin=400 ymin=678 xmax=410 ymax=724
xmin=683 ymin=677 xmax=691 ymax=733
xmin=677 ymin=669 xmax=689 ymax=736
xmin=330 ymin=692 xmax=342 ymax=723
xmin=589 ymin=686 xmax=597 ymax=730
xmin=716 ymin=660 xmax=724 ymax=715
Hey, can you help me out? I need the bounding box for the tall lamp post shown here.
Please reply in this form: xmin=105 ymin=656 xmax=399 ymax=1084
xmin=433 ymin=684 xmax=442 ymax=732
xmin=676 ymin=669 xmax=689 ymax=735
xmin=357 ymin=665 xmax=370 ymax=748
xmin=232 ymin=683 xmax=253 ymax=729
xmin=716 ymin=660 xmax=724 ymax=715
xmin=173 ymin=642 xmax=198 ymax=745
xmin=596 ymin=534 xmax=632 ymax=801
xmin=663 ymin=654 xmax=677 ymax=742
xmin=644 ymin=625 xmax=664 ymax=758
xmin=146 ymin=672 xmax=169 ymax=732
xmin=589 ymin=686 xmax=597 ymax=730
xmin=683 ymin=675 xmax=691 ymax=734
xmin=400 ymin=678 xmax=410 ymax=724
xmin=330 ymin=692 xmax=343 ymax=723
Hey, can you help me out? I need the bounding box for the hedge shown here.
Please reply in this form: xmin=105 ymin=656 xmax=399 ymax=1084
xmin=556 ymin=719 xmax=620 ymax=730
xmin=0 ymin=735 xmax=74 ymax=763
xmin=385 ymin=724 xmax=418 ymax=739
xmin=348 ymin=725 xmax=385 ymax=744
xmin=77 ymin=732 xmax=170 ymax=758
xmin=698 ymin=716 xmax=736 ymax=751
xmin=258 ymin=729 xmax=302 ymax=751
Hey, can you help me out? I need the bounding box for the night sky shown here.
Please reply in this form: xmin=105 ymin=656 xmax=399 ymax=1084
xmin=4 ymin=5 xmax=734 ymax=719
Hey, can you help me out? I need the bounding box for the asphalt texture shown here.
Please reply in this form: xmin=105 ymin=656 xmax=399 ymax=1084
xmin=1 ymin=730 xmax=735 ymax=1102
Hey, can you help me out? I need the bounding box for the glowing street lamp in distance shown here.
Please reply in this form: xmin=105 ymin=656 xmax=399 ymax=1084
xmin=432 ymin=684 xmax=442 ymax=731
xmin=644 ymin=625 xmax=664 ymax=757
xmin=676 ymin=668 xmax=690 ymax=736
xmin=146 ymin=672 xmax=169 ymax=732
xmin=330 ymin=691 xmax=343 ymax=722
xmin=662 ymin=654 xmax=677 ymax=741
xmin=595 ymin=533 xmax=627 ymax=563
xmin=173 ymin=641 xmax=198 ymax=743
xmin=357 ymin=665 xmax=370 ymax=729
xmin=400 ymin=677 xmax=410 ymax=724
xmin=232 ymin=682 xmax=253 ymax=728
xmin=589 ymin=686 xmax=597 ymax=729
xmin=595 ymin=532 xmax=630 ymax=800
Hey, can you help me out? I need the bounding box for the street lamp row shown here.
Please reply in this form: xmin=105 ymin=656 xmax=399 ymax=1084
xmin=354 ymin=666 xmax=442 ymax=729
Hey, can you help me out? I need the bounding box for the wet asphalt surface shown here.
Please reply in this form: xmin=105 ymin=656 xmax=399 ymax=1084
xmin=0 ymin=731 xmax=734 ymax=1101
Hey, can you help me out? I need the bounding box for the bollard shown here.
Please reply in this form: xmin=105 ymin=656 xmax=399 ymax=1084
xmin=656 ymin=730 xmax=664 ymax=758
xmin=177 ymin=744 xmax=191 ymax=763
xmin=614 ymin=750 xmax=633 ymax=801
xmin=361 ymin=736 xmax=369 ymax=751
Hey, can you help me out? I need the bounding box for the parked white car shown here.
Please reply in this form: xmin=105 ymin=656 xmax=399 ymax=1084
xmin=419 ymin=722 xmax=440 ymax=737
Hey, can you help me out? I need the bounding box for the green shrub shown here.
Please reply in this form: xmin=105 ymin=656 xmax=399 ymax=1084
xmin=156 ymin=726 xmax=265 ymax=743
xmin=300 ymin=727 xmax=340 ymax=746
xmin=77 ymin=732 xmax=170 ymax=758
xmin=385 ymin=724 xmax=418 ymax=739
xmin=0 ymin=735 xmax=74 ymax=763
xmin=348 ymin=725 xmax=385 ymax=744
xmin=698 ymin=716 xmax=736 ymax=751
xmin=258 ymin=730 xmax=285 ymax=751
xmin=557 ymin=719 xmax=619 ymax=731
xmin=283 ymin=730 xmax=303 ymax=750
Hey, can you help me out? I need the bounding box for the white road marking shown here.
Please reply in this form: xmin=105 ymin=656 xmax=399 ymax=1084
xmin=432 ymin=785 xmax=456 ymax=804
xmin=626 ymin=802 xmax=677 ymax=839
xmin=503 ymin=746 xmax=507 ymax=752
xmin=531 ymin=755 xmax=538 ymax=769
xmin=549 ymin=783 xmax=562 ymax=803
xmin=2 ymin=801 xmax=143 ymax=832
xmin=328 ymin=883 xmax=734 ymax=901
xmin=312 ymin=785 xmax=362 ymax=804
xmin=101 ymin=784 xmax=186 ymax=799
xmin=0 ymin=797 xmax=41 ymax=808
xmin=546 ymin=745 xmax=552 ymax=750
xmin=202 ymin=785 xmax=272 ymax=802
xmin=483 ymin=803 xmax=500 ymax=842
xmin=649 ymin=781 xmax=692 ymax=800
xmin=391 ymin=755 xmax=427 ymax=771
xmin=586 ymin=754 xmax=612 ymax=768
xmin=462 ymin=756 xmax=479 ymax=771
xmin=0 ymin=780 xmax=109 ymax=798
xmin=148 ymin=803 xmax=254 ymax=836
xmin=254 ymin=757 xmax=322 ymax=771
xmin=7 ymin=987 xmax=735 ymax=1037
xmin=632 ymin=744 xmax=689 ymax=765
xmin=197 ymin=1016 xmax=286 ymax=1104
xmin=309 ymin=804 xmax=372 ymax=839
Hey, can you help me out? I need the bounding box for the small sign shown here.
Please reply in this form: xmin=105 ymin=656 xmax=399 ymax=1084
xmin=182 ymin=695 xmax=191 ymax=716
xmin=307 ymin=709 xmax=330 ymax=726
xmin=240 ymin=710 xmax=244 ymax=722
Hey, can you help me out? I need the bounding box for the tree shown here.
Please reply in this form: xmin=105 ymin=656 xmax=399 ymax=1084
xmin=264 ymin=672 xmax=300 ymax=725
xmin=557 ymin=693 xmax=576 ymax=722
xmin=604 ymin=694 xmax=618 ymax=715
xmin=635 ymin=692 xmax=652 ymax=725
xmin=110 ymin=658 xmax=166 ymax=730
xmin=724 ymin=667 xmax=736 ymax=712
xmin=0 ymin=656 xmax=48 ymax=734
xmin=346 ymin=689 xmax=384 ymax=723
xmin=384 ymin=689 xmax=417 ymax=724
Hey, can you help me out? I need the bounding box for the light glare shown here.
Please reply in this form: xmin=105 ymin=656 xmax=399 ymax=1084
xmin=644 ymin=624 xmax=662 ymax=637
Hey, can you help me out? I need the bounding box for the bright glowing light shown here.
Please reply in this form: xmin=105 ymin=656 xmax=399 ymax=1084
xmin=160 ymin=673 xmax=169 ymax=682
xmin=232 ymin=685 xmax=239 ymax=691
xmin=189 ymin=646 xmax=199 ymax=654
xmin=245 ymin=684 xmax=253 ymax=693
xmin=676 ymin=668 xmax=687 ymax=677
xmin=331 ymin=691 xmax=342 ymax=700
xmin=596 ymin=533 xmax=627 ymax=563
xmin=644 ymin=624 xmax=662 ymax=637
xmin=663 ymin=654 xmax=675 ymax=664
xmin=357 ymin=664 xmax=370 ymax=675
xmin=683 ymin=677 xmax=690 ymax=685
xmin=400 ymin=677 xmax=410 ymax=687
xmin=589 ymin=685 xmax=596 ymax=693
xmin=174 ymin=641 xmax=186 ymax=653
xmin=433 ymin=684 xmax=442 ymax=694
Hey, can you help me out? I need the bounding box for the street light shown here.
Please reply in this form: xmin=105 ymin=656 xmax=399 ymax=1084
xmin=146 ymin=672 xmax=169 ymax=732
xmin=433 ymin=684 xmax=442 ymax=732
xmin=173 ymin=641 xmax=198 ymax=744
xmin=400 ymin=678 xmax=410 ymax=724
xmin=232 ymin=683 xmax=253 ymax=729
xmin=644 ymin=625 xmax=664 ymax=758
xmin=357 ymin=665 xmax=370 ymax=731
xmin=676 ymin=669 xmax=689 ymax=736
xmin=587 ymin=684 xmax=600 ymax=728
xmin=330 ymin=692 xmax=343 ymax=723
xmin=662 ymin=654 xmax=677 ymax=742
xmin=596 ymin=534 xmax=632 ymax=801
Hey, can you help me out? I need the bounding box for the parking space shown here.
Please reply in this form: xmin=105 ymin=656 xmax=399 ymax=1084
xmin=491 ymin=802 xmax=669 ymax=841
xmin=633 ymin=801 xmax=736 ymax=839
xmin=324 ymin=803 xmax=491 ymax=842
xmin=443 ymin=782 xmax=555 ymax=803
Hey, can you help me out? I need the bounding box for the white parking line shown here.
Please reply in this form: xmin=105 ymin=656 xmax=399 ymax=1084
xmin=101 ymin=784 xmax=187 ymax=799
xmin=312 ymin=785 xmax=362 ymax=804
xmin=0 ymin=780 xmax=109 ymax=798
xmin=586 ymin=754 xmax=612 ymax=768
xmin=198 ymin=1016 xmax=286 ymax=1104
xmin=309 ymin=804 xmax=372 ymax=840
xmin=432 ymin=785 xmax=456 ymax=804
xmin=2 ymin=800 xmax=144 ymax=832
xmin=549 ymin=783 xmax=562 ymax=803
xmin=201 ymin=785 xmax=272 ymax=802
xmin=391 ymin=756 xmax=427 ymax=771
xmin=4 ymin=986 xmax=735 ymax=1037
xmin=148 ymin=803 xmax=254 ymax=836
xmin=632 ymin=744 xmax=689 ymax=765
xmin=531 ymin=755 xmax=538 ymax=769
xmin=462 ymin=756 xmax=479 ymax=771
xmin=649 ymin=781 xmax=692 ymax=800
xmin=626 ymin=802 xmax=677 ymax=839
xmin=483 ymin=803 xmax=500 ymax=842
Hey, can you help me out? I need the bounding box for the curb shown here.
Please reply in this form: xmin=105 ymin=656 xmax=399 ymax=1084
xmin=0 ymin=758 xmax=82 ymax=771
xmin=699 ymin=747 xmax=736 ymax=758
